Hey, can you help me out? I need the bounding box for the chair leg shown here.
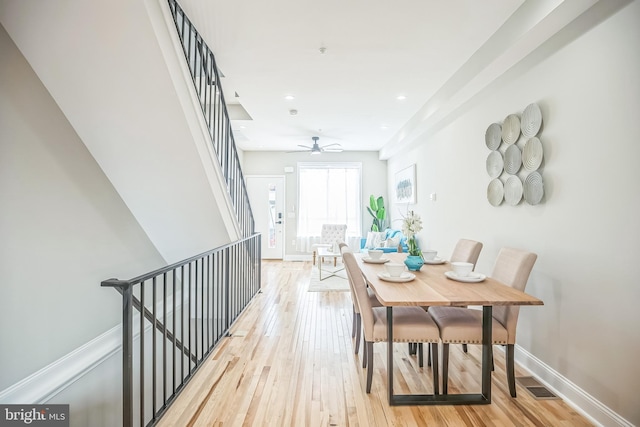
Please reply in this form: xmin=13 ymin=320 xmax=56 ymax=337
xmin=365 ymin=342 xmax=374 ymax=393
xmin=408 ymin=343 xmax=414 ymax=355
xmin=442 ymin=343 xmax=449 ymax=395
xmin=334 ymin=257 xmax=337 ymax=267
xmin=491 ymin=346 xmax=495 ymax=371
xmin=507 ymin=344 xmax=516 ymax=397
xmin=427 ymin=343 xmax=432 ymax=367
xmin=351 ymin=306 xmax=356 ymax=338
xmin=313 ymin=251 xmax=317 ymax=265
xmin=462 ymin=344 xmax=468 ymax=353
xmin=431 ymin=343 xmax=439 ymax=395
xmin=418 ymin=343 xmax=424 ymax=367
xmin=362 ymin=341 xmax=369 ymax=369
xmin=355 ymin=314 xmax=361 ymax=354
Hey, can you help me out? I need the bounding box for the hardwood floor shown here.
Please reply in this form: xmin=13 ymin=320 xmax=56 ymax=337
xmin=158 ymin=261 xmax=591 ymax=426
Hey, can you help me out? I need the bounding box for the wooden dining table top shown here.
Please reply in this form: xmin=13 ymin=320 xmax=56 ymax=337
xmin=356 ymin=253 xmax=543 ymax=308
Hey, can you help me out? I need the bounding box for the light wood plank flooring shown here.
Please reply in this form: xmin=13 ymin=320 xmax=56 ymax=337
xmin=158 ymin=261 xmax=591 ymax=426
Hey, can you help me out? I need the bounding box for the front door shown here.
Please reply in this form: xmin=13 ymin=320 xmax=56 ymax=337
xmin=246 ymin=176 xmax=285 ymax=259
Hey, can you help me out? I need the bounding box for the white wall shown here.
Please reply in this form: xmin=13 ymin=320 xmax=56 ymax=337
xmin=242 ymin=151 xmax=387 ymax=257
xmin=386 ymin=2 xmax=639 ymax=425
xmin=0 ymin=24 xmax=166 ymax=393
xmin=0 ymin=0 xmax=236 ymax=263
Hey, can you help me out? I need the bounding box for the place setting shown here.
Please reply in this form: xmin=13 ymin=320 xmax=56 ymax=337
xmin=444 ymin=261 xmax=487 ymax=283
xmin=377 ymin=262 xmax=415 ymax=283
xmin=362 ymin=249 xmax=390 ymax=264
xmin=421 ymin=249 xmax=446 ymax=265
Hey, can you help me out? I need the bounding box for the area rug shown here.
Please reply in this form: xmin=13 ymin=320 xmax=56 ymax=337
xmin=307 ymin=263 xmax=350 ymax=292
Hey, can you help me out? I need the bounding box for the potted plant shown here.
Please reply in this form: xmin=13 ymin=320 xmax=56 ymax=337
xmin=367 ymin=195 xmax=387 ymax=232
xmin=401 ymin=210 xmax=424 ymax=271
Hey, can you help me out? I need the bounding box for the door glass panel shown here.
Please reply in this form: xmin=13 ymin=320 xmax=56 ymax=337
xmin=268 ymin=183 xmax=276 ymax=248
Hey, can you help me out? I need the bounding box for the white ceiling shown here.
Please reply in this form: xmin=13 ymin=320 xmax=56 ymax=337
xmin=174 ymin=0 xmax=591 ymax=154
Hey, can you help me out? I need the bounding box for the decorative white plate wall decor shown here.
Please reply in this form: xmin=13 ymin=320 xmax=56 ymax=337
xmin=501 ymin=114 xmax=521 ymax=145
xmin=485 ymin=123 xmax=502 ymax=150
xmin=486 ymin=151 xmax=504 ymax=178
xmin=521 ymin=103 xmax=542 ymax=137
xmin=524 ymin=172 xmax=544 ymax=205
xmin=487 ymin=179 xmax=504 ymax=206
xmin=485 ymin=103 xmax=546 ymax=206
xmin=504 ymin=175 xmax=523 ymax=205
xmin=523 ymin=137 xmax=544 ymax=171
xmin=504 ymin=144 xmax=522 ymax=174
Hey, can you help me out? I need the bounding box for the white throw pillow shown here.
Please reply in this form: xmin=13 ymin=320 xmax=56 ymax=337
xmin=365 ymin=231 xmax=386 ymax=249
xmin=385 ymin=236 xmax=400 ymax=249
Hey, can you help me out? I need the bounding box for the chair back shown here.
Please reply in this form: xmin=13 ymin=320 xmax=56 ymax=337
xmin=451 ymin=239 xmax=483 ymax=270
xmin=321 ymin=224 xmax=347 ymax=246
xmin=343 ymin=252 xmax=375 ymax=340
xmin=491 ymin=247 xmax=537 ymax=343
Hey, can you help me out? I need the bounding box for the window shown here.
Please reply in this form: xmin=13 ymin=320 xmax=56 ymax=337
xmin=297 ymin=162 xmax=361 ymax=251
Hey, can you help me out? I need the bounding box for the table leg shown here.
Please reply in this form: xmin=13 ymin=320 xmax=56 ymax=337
xmin=481 ymin=306 xmax=493 ymax=402
xmin=387 ymin=306 xmax=394 ymax=404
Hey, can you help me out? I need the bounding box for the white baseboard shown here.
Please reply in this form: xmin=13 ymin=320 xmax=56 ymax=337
xmin=514 ymin=345 xmax=634 ymax=427
xmin=284 ymin=255 xmax=312 ymax=261
xmin=0 ymin=325 xmax=122 ymax=404
xmin=0 ymin=292 xmax=182 ymax=404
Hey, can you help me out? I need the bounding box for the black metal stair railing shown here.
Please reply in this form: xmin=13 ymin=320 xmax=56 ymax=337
xmin=103 ymin=233 xmax=261 ymax=427
xmin=168 ymin=0 xmax=254 ymax=238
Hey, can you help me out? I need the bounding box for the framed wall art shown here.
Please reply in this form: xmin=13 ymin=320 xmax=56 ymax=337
xmin=394 ymin=164 xmax=416 ymax=204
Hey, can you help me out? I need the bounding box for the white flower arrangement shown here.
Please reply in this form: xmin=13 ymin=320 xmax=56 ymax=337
xmin=401 ymin=211 xmax=423 ymax=256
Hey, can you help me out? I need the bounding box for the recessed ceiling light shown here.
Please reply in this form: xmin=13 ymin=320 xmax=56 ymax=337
xmin=380 ymin=125 xmax=389 ymax=130
xmin=396 ymin=95 xmax=407 ymax=100
xmin=284 ymin=95 xmax=295 ymax=100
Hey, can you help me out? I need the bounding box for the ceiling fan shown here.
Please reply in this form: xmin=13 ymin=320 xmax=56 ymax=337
xmin=292 ymin=136 xmax=343 ymax=155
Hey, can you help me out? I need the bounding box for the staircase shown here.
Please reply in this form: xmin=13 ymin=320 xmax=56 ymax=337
xmin=1 ymin=1 xmax=259 ymax=426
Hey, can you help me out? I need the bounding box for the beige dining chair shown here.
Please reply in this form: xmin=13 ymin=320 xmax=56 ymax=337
xmin=428 ymin=247 xmax=537 ymax=397
xmin=450 ymin=238 xmax=483 ymax=353
xmin=340 ymin=245 xmax=382 ymax=355
xmin=343 ymin=251 xmax=441 ymax=394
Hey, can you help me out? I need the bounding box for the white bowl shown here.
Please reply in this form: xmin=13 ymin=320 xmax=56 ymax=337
xmin=368 ymin=249 xmax=384 ymax=260
xmin=422 ymin=250 xmax=437 ymax=260
xmin=385 ymin=263 xmax=405 ymax=277
xmin=451 ymin=262 xmax=474 ymax=277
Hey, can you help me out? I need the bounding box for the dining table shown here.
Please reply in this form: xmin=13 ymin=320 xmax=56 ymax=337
xmin=355 ymin=252 xmax=543 ymax=406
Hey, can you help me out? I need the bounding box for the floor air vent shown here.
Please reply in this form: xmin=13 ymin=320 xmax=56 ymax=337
xmin=516 ymin=376 xmax=561 ymax=400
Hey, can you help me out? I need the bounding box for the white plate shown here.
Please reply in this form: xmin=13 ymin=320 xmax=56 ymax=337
xmin=423 ymin=257 xmax=446 ymax=265
xmin=521 ymin=103 xmax=542 ymax=137
xmin=363 ymin=257 xmax=390 ymax=264
xmin=378 ymin=272 xmax=416 ymax=283
xmin=501 ymin=114 xmax=521 ymax=145
xmin=485 ymin=123 xmax=502 ymax=150
xmin=487 ymin=179 xmax=504 ymax=207
xmin=524 ymin=171 xmax=544 ymax=205
xmin=444 ymin=271 xmax=487 ymax=283
xmin=504 ymin=144 xmax=522 ymax=175
xmin=504 ymin=175 xmax=523 ymax=206
xmin=523 ymin=137 xmax=543 ymax=171
xmin=486 ymin=151 xmax=504 ymax=178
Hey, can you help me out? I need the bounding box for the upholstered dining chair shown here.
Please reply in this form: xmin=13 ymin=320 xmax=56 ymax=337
xmin=312 ymin=224 xmax=347 ymax=266
xmin=340 ymin=245 xmax=382 ymax=355
xmin=450 ymin=239 xmax=483 ymax=353
xmin=428 ymin=247 xmax=537 ymax=397
xmin=343 ymin=251 xmax=441 ymax=394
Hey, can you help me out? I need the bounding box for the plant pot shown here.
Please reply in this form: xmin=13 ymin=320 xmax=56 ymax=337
xmin=404 ymin=255 xmax=424 ymax=271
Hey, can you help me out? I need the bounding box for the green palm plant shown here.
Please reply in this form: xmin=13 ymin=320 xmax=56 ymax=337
xmin=367 ymin=195 xmax=387 ymax=232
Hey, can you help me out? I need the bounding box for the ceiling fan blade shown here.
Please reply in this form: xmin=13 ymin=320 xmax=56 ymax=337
xmin=323 ymin=148 xmax=344 ymax=152
xmin=321 ymin=143 xmax=341 ymax=149
xmin=297 ymin=145 xmax=312 ymax=149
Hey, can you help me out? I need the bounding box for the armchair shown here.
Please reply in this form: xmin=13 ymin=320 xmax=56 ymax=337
xmin=312 ymin=224 xmax=347 ymax=266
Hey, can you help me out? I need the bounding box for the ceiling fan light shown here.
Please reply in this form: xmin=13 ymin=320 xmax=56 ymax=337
xmin=310 ymin=150 xmax=321 ymax=155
